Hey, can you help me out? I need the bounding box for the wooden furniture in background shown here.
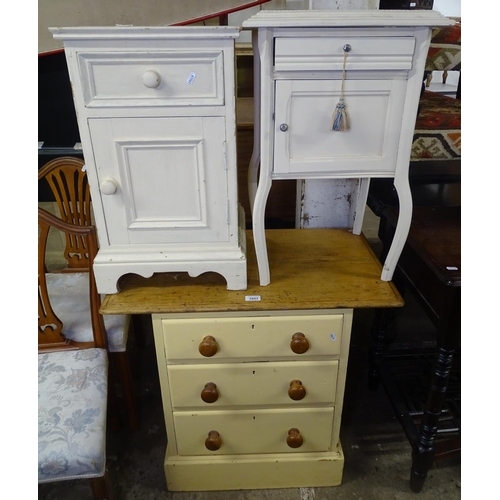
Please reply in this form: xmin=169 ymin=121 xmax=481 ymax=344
xmin=38 ymin=208 xmax=113 ymax=499
xmin=368 ymin=179 xmax=460 ymax=493
xmin=101 ymin=228 xmax=403 ymax=491
xmin=242 ymin=9 xmax=453 ymax=286
xmin=51 ymin=26 xmax=247 ymax=293
xmin=39 ymin=158 xmax=140 ymax=431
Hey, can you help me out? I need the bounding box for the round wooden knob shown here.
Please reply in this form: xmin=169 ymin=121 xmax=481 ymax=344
xmin=205 ymin=430 xmax=222 ymax=451
xmin=290 ymin=332 xmax=310 ymax=354
xmin=287 ymin=428 xmax=303 ymax=448
xmin=288 ymin=380 xmax=306 ymax=401
xmin=142 ymin=69 xmax=161 ymax=88
xmin=201 ymin=382 xmax=219 ymax=403
xmin=198 ymin=336 xmax=218 ymax=357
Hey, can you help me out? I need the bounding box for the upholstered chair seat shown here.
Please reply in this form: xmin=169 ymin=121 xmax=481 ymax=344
xmin=38 ymin=348 xmax=108 ymax=484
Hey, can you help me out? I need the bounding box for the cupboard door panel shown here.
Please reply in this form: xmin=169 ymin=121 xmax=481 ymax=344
xmin=273 ymin=79 xmax=407 ymax=177
xmin=89 ymin=116 xmax=229 ymax=245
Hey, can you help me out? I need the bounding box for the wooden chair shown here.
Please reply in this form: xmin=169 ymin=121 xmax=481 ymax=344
xmin=38 ymin=207 xmax=114 ymax=499
xmin=38 ymin=156 xmax=92 ymax=272
xmin=39 ymin=157 xmax=140 ymax=431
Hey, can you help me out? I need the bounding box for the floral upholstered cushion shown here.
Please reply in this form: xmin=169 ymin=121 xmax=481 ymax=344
xmin=411 ymin=91 xmax=461 ymax=161
xmin=38 ymin=348 xmax=108 ymax=483
xmin=47 ymin=272 xmax=129 ymax=352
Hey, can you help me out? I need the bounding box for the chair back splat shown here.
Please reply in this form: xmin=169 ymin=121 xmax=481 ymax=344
xmin=38 ymin=207 xmax=107 ymax=351
xmin=38 ymin=157 xmax=92 ymax=271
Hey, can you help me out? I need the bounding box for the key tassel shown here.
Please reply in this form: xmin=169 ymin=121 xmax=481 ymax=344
xmin=331 ymin=98 xmax=349 ymax=131
xmin=331 ymin=45 xmax=350 ymax=132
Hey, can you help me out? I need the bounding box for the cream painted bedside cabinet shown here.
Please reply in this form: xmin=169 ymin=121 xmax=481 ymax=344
xmin=50 ymin=26 xmax=247 ymax=293
xmin=242 ymin=10 xmax=453 ymax=286
xmin=101 ymin=229 xmax=403 ymax=491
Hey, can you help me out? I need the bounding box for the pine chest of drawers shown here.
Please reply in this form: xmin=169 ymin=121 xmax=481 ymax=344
xmin=50 ymin=26 xmax=247 ymax=294
xmin=152 ymin=309 xmax=352 ymax=491
xmin=100 ymin=229 xmax=404 ymax=492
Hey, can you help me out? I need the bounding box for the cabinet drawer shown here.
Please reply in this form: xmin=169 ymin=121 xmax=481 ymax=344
xmin=162 ymin=314 xmax=344 ymax=361
xmin=77 ymin=50 xmax=224 ymax=107
xmin=168 ymin=360 xmax=339 ymax=409
xmin=174 ymin=407 xmax=334 ymax=455
xmin=274 ymin=36 xmax=415 ymax=72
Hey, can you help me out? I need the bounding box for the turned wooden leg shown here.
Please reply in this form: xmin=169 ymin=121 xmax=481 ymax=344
xmin=89 ymin=470 xmax=114 ymax=500
xmin=410 ymin=346 xmax=456 ymax=492
xmin=410 ymin=292 xmax=460 ymax=492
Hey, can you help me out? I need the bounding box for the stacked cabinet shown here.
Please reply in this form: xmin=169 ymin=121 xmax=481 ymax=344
xmin=50 ymin=27 xmax=247 ymax=293
xmin=242 ymin=10 xmax=453 ymax=286
xmin=152 ymin=309 xmax=353 ymax=491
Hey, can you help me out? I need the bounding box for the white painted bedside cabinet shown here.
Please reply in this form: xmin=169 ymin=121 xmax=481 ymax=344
xmin=242 ymin=10 xmax=453 ymax=286
xmin=50 ymin=26 xmax=247 ymax=293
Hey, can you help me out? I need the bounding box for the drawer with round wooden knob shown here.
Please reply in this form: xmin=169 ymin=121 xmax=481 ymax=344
xmin=77 ymin=50 xmax=225 ymax=108
xmin=173 ymin=407 xmax=335 ymax=455
xmin=162 ymin=314 xmax=344 ymax=362
xmin=167 ymin=360 xmax=339 ymax=409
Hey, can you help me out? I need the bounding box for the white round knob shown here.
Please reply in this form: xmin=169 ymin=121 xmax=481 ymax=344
xmin=100 ymin=178 xmax=118 ymax=195
xmin=142 ymin=70 xmax=161 ymax=89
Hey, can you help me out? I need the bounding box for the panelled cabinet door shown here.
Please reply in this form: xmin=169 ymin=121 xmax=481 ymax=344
xmin=273 ymin=79 xmax=407 ymax=178
xmin=89 ymin=116 xmax=229 ymax=245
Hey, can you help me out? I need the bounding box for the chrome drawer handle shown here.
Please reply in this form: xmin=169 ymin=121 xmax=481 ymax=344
xmin=280 ymin=123 xmax=288 ymax=132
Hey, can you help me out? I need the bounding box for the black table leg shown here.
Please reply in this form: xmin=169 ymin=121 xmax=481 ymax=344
xmin=410 ymin=345 xmax=456 ymax=492
xmin=409 ymin=290 xmax=460 ymax=492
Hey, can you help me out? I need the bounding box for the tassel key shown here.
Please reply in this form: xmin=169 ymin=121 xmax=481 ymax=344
xmin=331 ymin=44 xmax=351 ymax=132
xmin=331 ymin=98 xmax=349 ymax=131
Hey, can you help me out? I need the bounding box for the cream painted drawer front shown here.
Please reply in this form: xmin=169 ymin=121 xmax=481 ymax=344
xmin=168 ymin=360 xmax=339 ymax=409
xmin=274 ymin=36 xmax=415 ymax=72
xmin=162 ymin=314 xmax=344 ymax=361
xmin=78 ymin=51 xmax=224 ymax=108
xmin=174 ymin=407 xmax=334 ymax=456
xmin=273 ymin=79 xmax=406 ymax=177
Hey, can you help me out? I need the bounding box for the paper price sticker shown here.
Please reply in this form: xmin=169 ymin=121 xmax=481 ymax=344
xmin=245 ymin=295 xmax=261 ymax=302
